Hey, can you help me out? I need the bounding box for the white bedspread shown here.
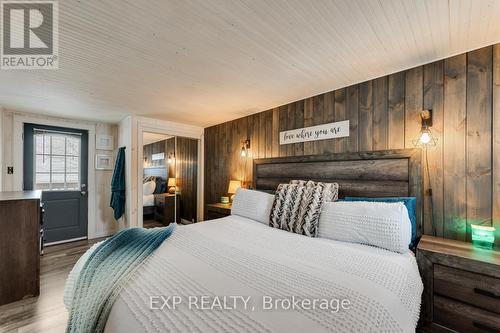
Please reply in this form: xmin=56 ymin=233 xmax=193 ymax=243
xmin=69 ymin=215 xmax=423 ymax=333
xmin=143 ymin=194 xmax=155 ymax=207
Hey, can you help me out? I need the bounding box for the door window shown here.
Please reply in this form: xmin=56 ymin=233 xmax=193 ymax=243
xmin=33 ymin=130 xmax=81 ymax=190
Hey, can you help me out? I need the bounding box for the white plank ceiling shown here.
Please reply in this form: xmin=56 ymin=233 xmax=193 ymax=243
xmin=1 ymin=0 xmax=500 ymax=126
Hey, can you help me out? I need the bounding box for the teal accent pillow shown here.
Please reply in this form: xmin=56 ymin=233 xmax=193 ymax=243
xmin=344 ymin=197 xmax=417 ymax=247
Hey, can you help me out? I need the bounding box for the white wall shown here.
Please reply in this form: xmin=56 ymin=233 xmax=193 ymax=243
xmin=117 ymin=115 xmax=136 ymax=228
xmin=94 ymin=123 xmax=120 ymax=237
xmin=1 ymin=110 xmax=119 ymax=239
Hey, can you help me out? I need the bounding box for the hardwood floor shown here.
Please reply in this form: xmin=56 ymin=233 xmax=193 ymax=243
xmin=0 ymin=238 xmax=104 ymax=333
xmin=143 ymin=219 xmax=164 ymax=229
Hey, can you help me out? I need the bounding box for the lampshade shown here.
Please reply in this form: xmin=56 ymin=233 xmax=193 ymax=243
xmin=413 ymin=127 xmax=437 ymax=147
xmin=227 ymin=180 xmax=242 ymax=194
xmin=413 ymin=110 xmax=437 ymax=147
xmin=168 ymin=178 xmax=176 ymax=187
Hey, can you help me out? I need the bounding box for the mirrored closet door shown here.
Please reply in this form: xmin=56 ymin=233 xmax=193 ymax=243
xmin=142 ymin=132 xmax=198 ymax=228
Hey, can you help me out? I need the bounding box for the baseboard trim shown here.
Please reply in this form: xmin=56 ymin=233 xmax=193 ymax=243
xmin=45 ymin=236 xmax=88 ymax=247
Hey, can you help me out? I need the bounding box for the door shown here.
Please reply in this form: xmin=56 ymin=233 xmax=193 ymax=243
xmin=23 ymin=124 xmax=88 ymax=243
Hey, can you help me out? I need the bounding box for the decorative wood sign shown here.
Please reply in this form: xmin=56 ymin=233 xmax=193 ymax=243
xmin=152 ymin=152 xmax=165 ymax=161
xmin=279 ymin=120 xmax=349 ymax=145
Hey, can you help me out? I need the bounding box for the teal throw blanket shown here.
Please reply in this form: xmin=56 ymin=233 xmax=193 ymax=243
xmin=66 ymin=225 xmax=175 ymax=333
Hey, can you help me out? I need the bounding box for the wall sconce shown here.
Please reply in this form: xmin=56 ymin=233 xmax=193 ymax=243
xmin=412 ymin=110 xmax=438 ymax=235
xmin=412 ymin=110 xmax=437 ymax=147
xmin=240 ymin=139 xmax=251 ymax=158
xmin=167 ymin=153 xmax=175 ymax=164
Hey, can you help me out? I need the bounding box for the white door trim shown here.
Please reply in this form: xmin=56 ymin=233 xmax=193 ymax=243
xmin=13 ymin=114 xmax=97 ymax=239
xmin=136 ymin=117 xmax=204 ymax=228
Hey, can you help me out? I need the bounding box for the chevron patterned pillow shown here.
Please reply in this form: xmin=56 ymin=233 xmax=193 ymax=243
xmin=270 ymin=181 xmax=338 ymax=236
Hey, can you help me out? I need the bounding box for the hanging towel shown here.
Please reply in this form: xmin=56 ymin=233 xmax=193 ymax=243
xmin=110 ymin=147 xmax=126 ymax=220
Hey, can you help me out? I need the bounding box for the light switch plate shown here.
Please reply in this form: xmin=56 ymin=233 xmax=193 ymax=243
xmin=7 ymin=166 xmax=13 ymax=174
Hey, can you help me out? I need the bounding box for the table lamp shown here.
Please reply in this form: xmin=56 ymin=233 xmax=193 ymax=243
xmin=168 ymin=178 xmax=176 ymax=194
xmin=228 ymin=180 xmax=241 ymax=202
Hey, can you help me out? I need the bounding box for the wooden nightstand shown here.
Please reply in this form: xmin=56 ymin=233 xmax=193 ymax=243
xmin=205 ymin=203 xmax=232 ymax=221
xmin=154 ymin=193 xmax=180 ymax=225
xmin=417 ymin=235 xmax=500 ymax=332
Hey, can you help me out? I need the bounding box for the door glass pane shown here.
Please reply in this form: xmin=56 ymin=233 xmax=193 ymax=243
xmin=51 ymin=135 xmax=66 ymax=155
xmin=35 ymin=173 xmax=50 ymax=190
xmin=51 ymin=156 xmax=65 ymax=173
xmin=33 ymin=130 xmax=81 ymax=191
xmin=66 ymin=156 xmax=79 ymax=173
xmin=35 ymin=155 xmax=50 ymax=173
xmin=66 ymin=137 xmax=79 ymax=156
xmin=51 ymin=173 xmax=65 ymax=190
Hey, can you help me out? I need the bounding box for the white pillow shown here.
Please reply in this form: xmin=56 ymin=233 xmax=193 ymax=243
xmin=318 ymin=201 xmax=412 ymax=253
xmin=231 ymin=188 xmax=275 ymax=224
xmin=143 ymin=180 xmax=156 ymax=195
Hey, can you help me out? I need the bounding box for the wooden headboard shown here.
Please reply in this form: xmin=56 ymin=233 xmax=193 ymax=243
xmin=253 ymin=149 xmax=423 ymax=236
xmin=144 ymin=166 xmax=168 ymax=180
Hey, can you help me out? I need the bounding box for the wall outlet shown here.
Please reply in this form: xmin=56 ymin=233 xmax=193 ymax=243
xmin=7 ymin=166 xmax=13 ymax=174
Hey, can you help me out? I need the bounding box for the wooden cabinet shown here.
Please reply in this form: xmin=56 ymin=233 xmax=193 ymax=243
xmin=205 ymin=203 xmax=232 ymax=221
xmin=0 ymin=191 xmax=41 ymax=306
xmin=417 ymin=235 xmax=500 ymax=333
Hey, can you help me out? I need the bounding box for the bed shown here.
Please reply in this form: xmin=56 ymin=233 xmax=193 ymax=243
xmin=68 ymin=149 xmax=424 ymax=333
xmin=143 ymin=167 xmax=169 ymax=217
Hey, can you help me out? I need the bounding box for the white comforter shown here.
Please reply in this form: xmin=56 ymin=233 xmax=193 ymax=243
xmin=69 ymin=216 xmax=423 ymax=333
xmin=143 ymin=194 xmax=155 ymax=207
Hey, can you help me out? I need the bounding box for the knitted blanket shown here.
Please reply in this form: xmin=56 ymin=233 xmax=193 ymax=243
xmin=64 ymin=225 xmax=176 ymax=333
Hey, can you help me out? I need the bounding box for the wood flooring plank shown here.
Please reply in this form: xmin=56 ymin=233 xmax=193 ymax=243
xmin=0 ymin=239 xmax=104 ymax=333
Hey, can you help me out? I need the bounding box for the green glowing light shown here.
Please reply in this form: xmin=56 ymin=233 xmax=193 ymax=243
xmin=471 ymin=224 xmax=496 ymax=250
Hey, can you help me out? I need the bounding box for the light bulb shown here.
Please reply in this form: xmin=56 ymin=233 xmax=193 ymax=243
xmin=419 ymin=132 xmax=431 ymax=144
xmin=240 ymin=148 xmax=247 ymax=157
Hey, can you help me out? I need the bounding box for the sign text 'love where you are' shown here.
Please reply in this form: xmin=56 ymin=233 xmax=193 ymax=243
xmin=279 ymin=120 xmax=349 ymax=145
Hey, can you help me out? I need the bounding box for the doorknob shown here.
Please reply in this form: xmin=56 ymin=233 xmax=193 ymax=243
xmin=81 ymin=184 xmax=87 ymax=196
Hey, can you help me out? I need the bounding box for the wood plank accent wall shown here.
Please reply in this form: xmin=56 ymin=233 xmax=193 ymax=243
xmin=204 ymin=44 xmax=500 ymax=244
